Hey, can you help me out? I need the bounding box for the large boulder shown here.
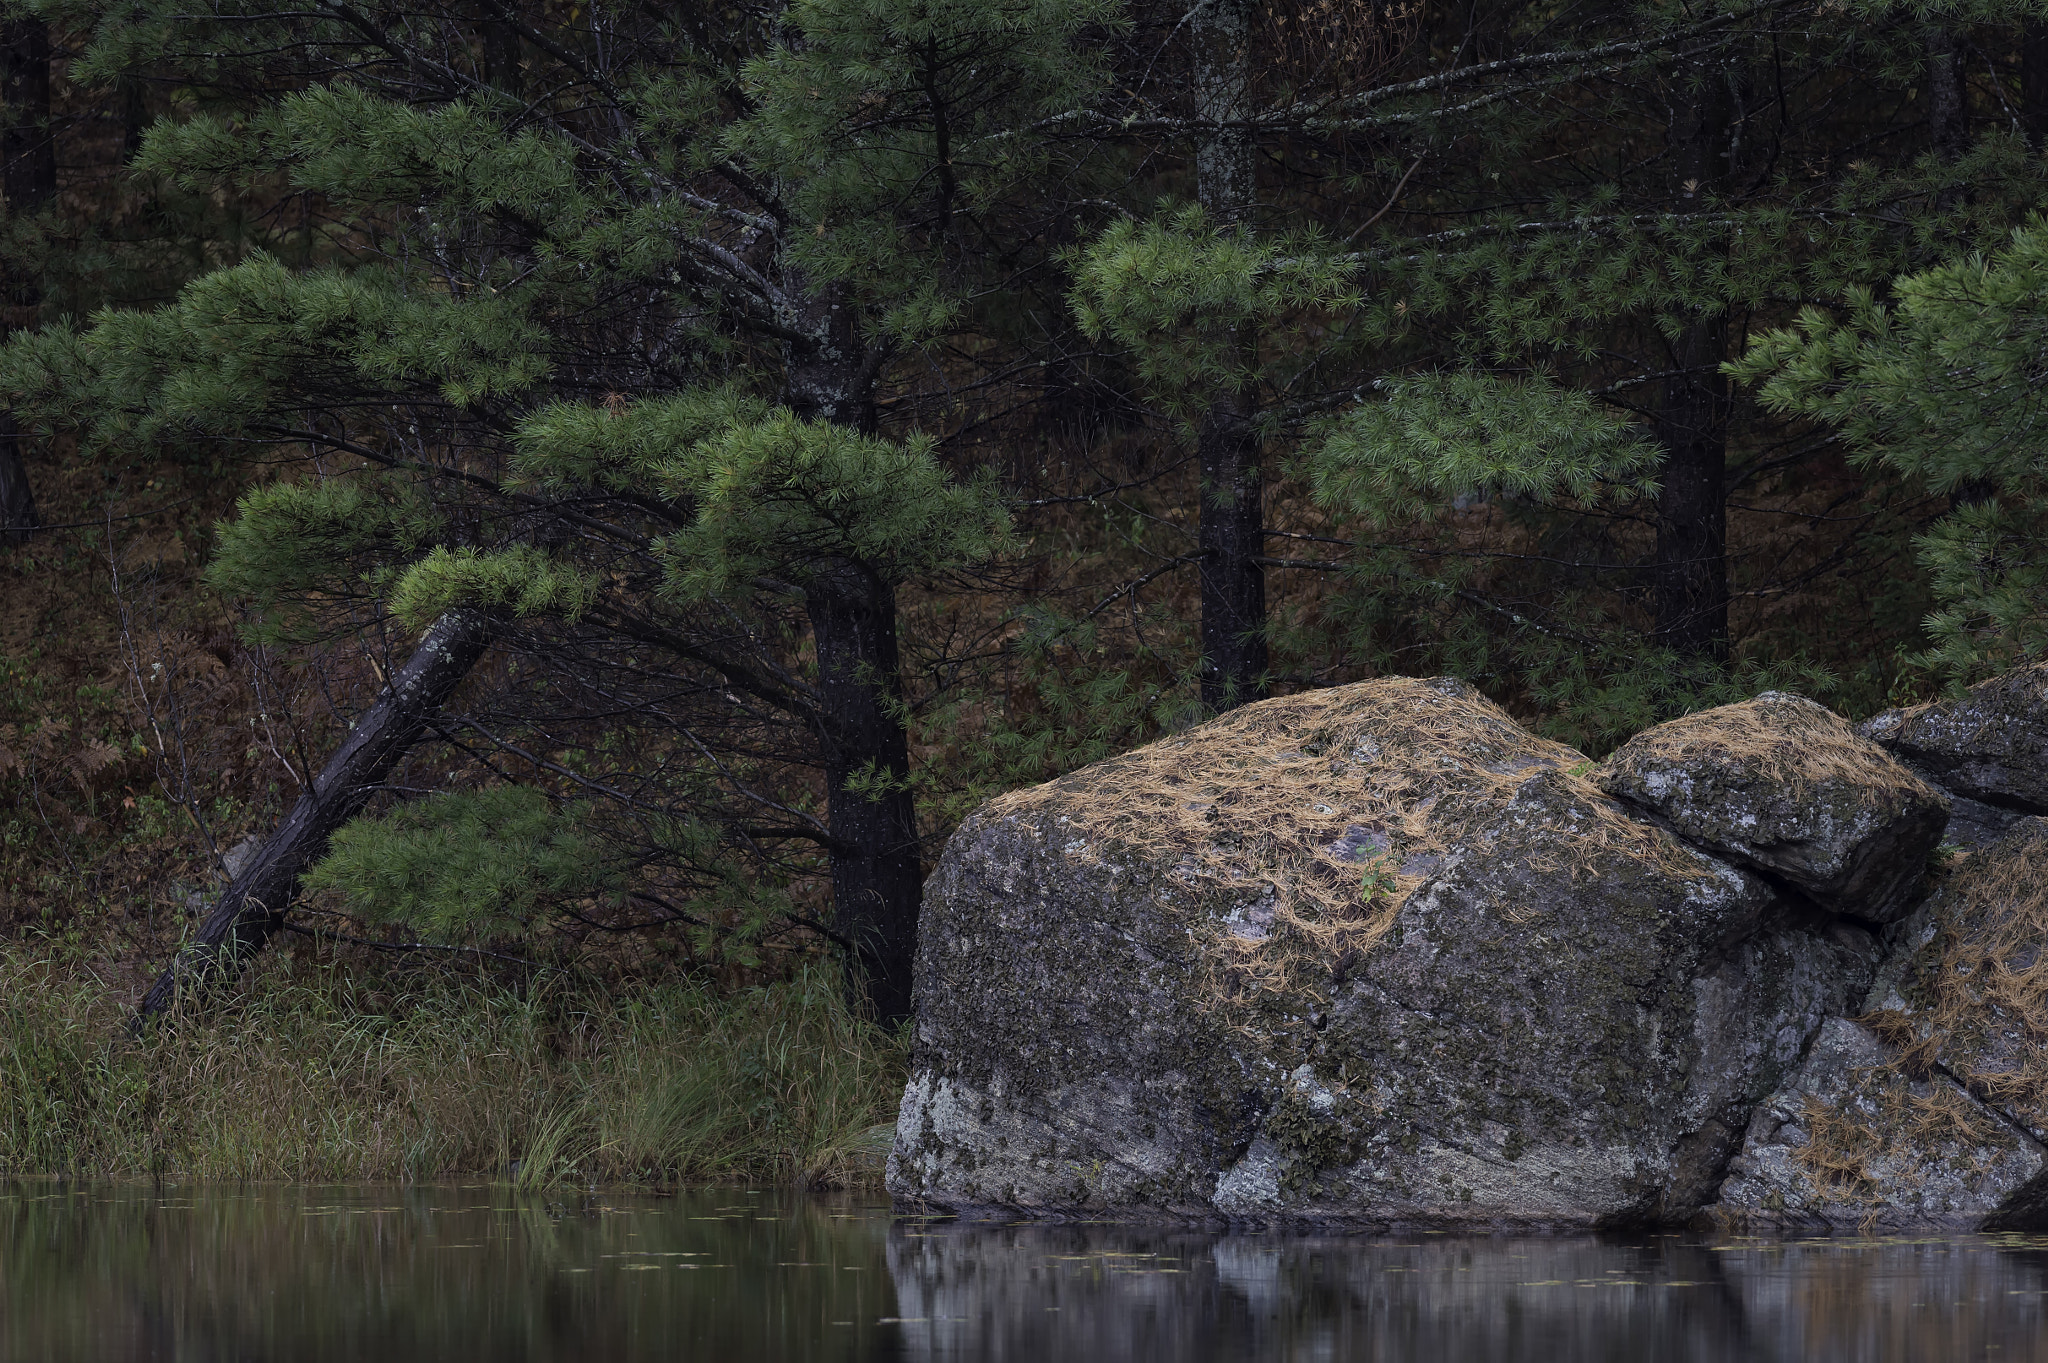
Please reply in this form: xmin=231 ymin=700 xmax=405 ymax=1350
xmin=1708 ymin=818 xmax=2048 ymax=1231
xmin=1862 ymin=661 xmax=2048 ymax=822
xmin=1595 ymin=692 xmax=1947 ymax=923
xmin=890 ymin=678 xmax=1902 ymax=1228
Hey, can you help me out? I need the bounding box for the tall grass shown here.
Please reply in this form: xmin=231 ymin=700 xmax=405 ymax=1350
xmin=0 ymin=952 xmax=906 ymax=1187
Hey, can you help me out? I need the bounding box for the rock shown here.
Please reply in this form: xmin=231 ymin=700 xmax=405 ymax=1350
xmin=1706 ymin=1017 xmax=2048 ymax=1232
xmin=1594 ymin=692 xmax=1947 ymax=923
xmin=1861 ymin=661 xmax=2048 ymax=815
xmin=1862 ymin=818 xmax=2048 ymax=1146
xmin=219 ymin=834 xmax=264 ymax=882
xmin=1708 ymin=817 xmax=2048 ymax=1233
xmin=890 ymin=677 xmax=1878 ymax=1228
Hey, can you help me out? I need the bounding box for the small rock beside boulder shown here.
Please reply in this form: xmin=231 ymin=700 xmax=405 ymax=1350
xmin=891 ymin=678 xmax=1943 ymax=1229
xmin=1596 ymin=692 xmax=1947 ymax=923
xmin=1862 ymin=661 xmax=2048 ymax=845
xmin=1709 ymin=1017 xmax=2048 ymax=1231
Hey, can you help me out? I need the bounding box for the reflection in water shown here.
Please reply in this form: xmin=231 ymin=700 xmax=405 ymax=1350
xmin=5 ymin=1183 xmax=2048 ymax=1361
xmin=891 ymin=1222 xmax=2048 ymax=1362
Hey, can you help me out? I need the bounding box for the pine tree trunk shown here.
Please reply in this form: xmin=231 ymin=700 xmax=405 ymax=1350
xmin=1653 ymin=65 xmax=1731 ymax=662
xmin=806 ymin=575 xmax=921 ymax=1026
xmin=1193 ymin=0 xmax=1266 ymax=712
xmin=784 ymin=277 xmax=920 ymax=1025
xmin=2025 ymin=21 xmax=2048 ymax=148
xmin=0 ymin=18 xmax=52 ymax=545
xmin=1654 ymin=316 xmax=1730 ymax=661
xmin=132 ymin=611 xmax=494 ymax=1030
xmin=1925 ymin=25 xmax=1966 ymax=164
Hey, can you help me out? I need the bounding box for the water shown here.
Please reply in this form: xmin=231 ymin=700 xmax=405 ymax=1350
xmin=4 ymin=1183 xmax=2048 ymax=1361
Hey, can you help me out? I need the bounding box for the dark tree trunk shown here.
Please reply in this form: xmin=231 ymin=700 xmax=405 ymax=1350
xmin=0 ymin=18 xmax=52 ymax=545
xmin=784 ymin=277 xmax=919 ymax=1025
xmin=1193 ymin=0 xmax=1266 ymax=711
xmin=2026 ymin=21 xmax=2048 ymax=148
xmin=806 ymin=576 xmax=922 ymax=1027
xmin=1925 ymin=25 xmax=1967 ymax=164
xmin=1198 ymin=379 xmax=1266 ymax=711
xmin=481 ymin=13 xmax=520 ymax=93
xmin=1653 ymin=65 xmax=1731 ymax=662
xmin=132 ymin=611 xmax=494 ymax=1030
xmin=1654 ymin=316 xmax=1730 ymax=661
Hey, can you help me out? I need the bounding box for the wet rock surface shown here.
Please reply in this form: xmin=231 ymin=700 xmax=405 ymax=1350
xmin=1595 ymin=693 xmax=1947 ymax=923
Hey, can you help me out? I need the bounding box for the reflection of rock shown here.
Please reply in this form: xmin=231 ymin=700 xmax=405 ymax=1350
xmin=1711 ymin=1239 xmax=2048 ymax=1363
xmin=882 ymin=1218 xmax=2048 ymax=1362
xmin=1596 ymin=692 xmax=1947 ymax=923
xmin=1861 ymin=661 xmax=2048 ymax=817
xmin=892 ymin=678 xmax=1913 ymax=1228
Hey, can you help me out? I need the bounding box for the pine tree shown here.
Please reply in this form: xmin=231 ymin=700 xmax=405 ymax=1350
xmin=1073 ymin=0 xmax=2048 ymax=744
xmin=1734 ymin=221 xmax=2048 ymax=675
xmin=6 ymin=0 xmax=1116 ymax=1021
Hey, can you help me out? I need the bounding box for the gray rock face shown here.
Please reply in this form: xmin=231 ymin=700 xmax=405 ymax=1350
xmin=890 ymin=678 xmax=1891 ymax=1228
xmin=1861 ymin=661 xmax=2048 ymax=815
xmin=1707 ymin=1018 xmax=2048 ymax=1231
xmin=1709 ymin=818 xmax=2048 ymax=1232
xmin=1595 ymin=692 xmax=1947 ymax=923
xmin=1864 ymin=818 xmax=2048 ymax=1145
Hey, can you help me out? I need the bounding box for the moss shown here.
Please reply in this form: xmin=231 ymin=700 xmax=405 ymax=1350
xmin=1265 ymin=1086 xmax=1361 ymax=1195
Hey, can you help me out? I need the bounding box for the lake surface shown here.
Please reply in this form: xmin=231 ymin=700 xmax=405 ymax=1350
xmin=5 ymin=1182 xmax=2048 ymax=1361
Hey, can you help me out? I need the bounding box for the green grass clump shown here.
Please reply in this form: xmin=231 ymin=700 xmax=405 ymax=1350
xmin=0 ymin=952 xmax=905 ymax=1189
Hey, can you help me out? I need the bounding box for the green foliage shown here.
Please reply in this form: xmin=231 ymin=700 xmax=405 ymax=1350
xmin=658 ymin=411 xmax=1013 ymax=597
xmin=0 ymin=254 xmax=551 ymax=454
xmin=304 ymin=787 xmax=615 ymax=941
xmin=734 ymin=0 xmax=1123 ymax=337
xmin=511 ymin=390 xmax=772 ymax=494
xmin=204 ymin=481 xmax=444 ymax=641
xmin=1069 ymin=207 xmax=1361 ymax=405
xmin=1306 ymin=371 xmax=1662 ymax=526
xmin=138 ymin=86 xmax=587 ymax=231
xmin=387 ymin=546 xmax=600 ymax=632
xmin=1735 ymin=221 xmax=2048 ymax=674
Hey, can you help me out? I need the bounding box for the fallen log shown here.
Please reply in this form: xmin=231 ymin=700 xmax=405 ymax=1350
xmin=132 ymin=609 xmax=495 ymax=1030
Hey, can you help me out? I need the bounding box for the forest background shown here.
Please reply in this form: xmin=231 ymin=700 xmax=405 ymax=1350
xmin=3 ymin=0 xmax=2047 ymax=1186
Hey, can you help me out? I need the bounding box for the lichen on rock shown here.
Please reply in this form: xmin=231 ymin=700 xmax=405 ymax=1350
xmin=1709 ymin=818 xmax=2048 ymax=1232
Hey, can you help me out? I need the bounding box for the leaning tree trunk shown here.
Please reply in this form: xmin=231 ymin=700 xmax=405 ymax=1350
xmin=1653 ymin=62 xmax=1731 ymax=663
xmin=1193 ymin=0 xmax=1266 ymax=712
xmin=783 ymin=276 xmax=922 ymax=1025
xmin=132 ymin=610 xmax=494 ymax=1029
xmin=0 ymin=18 xmax=52 ymax=544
